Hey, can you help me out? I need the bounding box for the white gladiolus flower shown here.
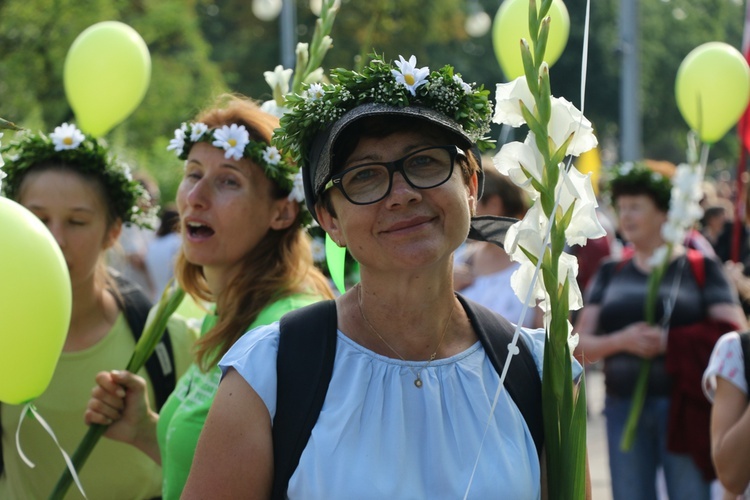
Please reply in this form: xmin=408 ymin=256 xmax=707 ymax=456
xmin=303 ymin=68 xmax=325 ymax=84
xmin=493 ymin=134 xmax=547 ymax=198
xmin=264 ymin=65 xmax=294 ymax=96
xmin=505 ymin=202 xmax=548 ymax=258
xmin=548 ymin=97 xmax=598 ymax=156
xmin=661 ymin=220 xmax=686 ymax=246
xmin=493 ymin=76 xmax=536 ymax=127
xmin=647 ymin=244 xmax=670 ymax=268
xmin=559 ymin=166 xmax=607 ymax=246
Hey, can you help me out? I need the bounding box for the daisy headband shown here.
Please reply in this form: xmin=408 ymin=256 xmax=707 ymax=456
xmin=1 ymin=123 xmax=156 ymax=228
xmin=275 ymin=53 xmax=494 ymax=172
xmin=167 ymin=122 xmax=298 ymax=193
xmin=608 ymin=161 xmax=672 ymax=211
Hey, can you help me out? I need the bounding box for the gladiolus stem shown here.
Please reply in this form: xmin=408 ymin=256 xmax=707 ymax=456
xmin=48 ymin=283 xmax=185 ymax=499
xmin=619 ymin=359 xmax=651 ymax=451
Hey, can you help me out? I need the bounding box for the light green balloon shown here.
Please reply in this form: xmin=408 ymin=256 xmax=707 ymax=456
xmin=675 ymin=42 xmax=750 ymax=144
xmin=0 ymin=198 xmax=71 ymax=405
xmin=493 ymin=0 xmax=570 ymax=81
xmin=64 ymin=21 xmax=151 ymax=138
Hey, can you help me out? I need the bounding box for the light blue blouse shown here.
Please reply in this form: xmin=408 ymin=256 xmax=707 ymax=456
xmin=221 ymin=323 xmax=554 ymax=499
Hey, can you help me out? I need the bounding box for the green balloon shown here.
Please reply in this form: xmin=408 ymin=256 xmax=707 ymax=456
xmin=675 ymin=42 xmax=750 ymax=144
xmin=0 ymin=198 xmax=71 ymax=405
xmin=64 ymin=21 xmax=151 ymax=138
xmin=492 ymin=0 xmax=570 ymax=81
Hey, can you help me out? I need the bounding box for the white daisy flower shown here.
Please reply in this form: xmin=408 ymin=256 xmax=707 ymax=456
xmin=305 ymin=83 xmax=325 ymax=101
xmin=190 ymin=122 xmax=209 ymax=141
xmin=453 ymin=74 xmax=472 ymax=94
xmin=50 ymin=123 xmax=85 ymax=151
xmin=262 ymin=146 xmax=282 ymax=166
xmin=288 ymin=171 xmax=306 ymax=203
xmin=212 ymin=124 xmax=250 ymax=161
xmin=391 ymin=55 xmax=430 ymax=96
xmin=167 ymin=128 xmax=186 ymax=156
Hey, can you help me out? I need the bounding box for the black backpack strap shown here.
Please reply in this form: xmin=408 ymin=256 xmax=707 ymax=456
xmin=272 ymin=300 xmax=338 ymax=500
xmin=111 ymin=273 xmax=176 ymax=411
xmin=457 ymin=294 xmax=545 ymax=457
xmin=739 ymin=331 xmax=750 ymax=398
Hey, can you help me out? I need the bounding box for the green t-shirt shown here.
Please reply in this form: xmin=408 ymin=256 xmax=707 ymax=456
xmin=0 ymin=314 xmax=196 ymax=500
xmin=155 ymin=294 xmax=322 ymax=500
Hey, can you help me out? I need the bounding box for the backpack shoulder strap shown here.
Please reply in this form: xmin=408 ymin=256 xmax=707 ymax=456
xmin=686 ymin=249 xmax=706 ymax=288
xmin=272 ymin=300 xmax=338 ymax=500
xmin=111 ymin=273 xmax=176 ymax=411
xmin=456 ymin=294 xmax=544 ymax=457
xmin=739 ymin=331 xmax=750 ymax=397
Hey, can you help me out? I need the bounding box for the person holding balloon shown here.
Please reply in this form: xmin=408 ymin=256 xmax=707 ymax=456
xmin=0 ymin=124 xmax=197 ymax=499
xmin=574 ymin=162 xmax=746 ymax=500
xmin=83 ymin=95 xmax=335 ymax=499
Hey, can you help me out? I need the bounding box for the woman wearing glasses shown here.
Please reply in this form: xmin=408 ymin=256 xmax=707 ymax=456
xmin=184 ymin=56 xmax=583 ymax=499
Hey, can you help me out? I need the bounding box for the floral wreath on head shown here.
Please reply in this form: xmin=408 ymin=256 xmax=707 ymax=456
xmin=607 ymin=161 xmax=672 ymax=211
xmin=1 ymin=123 xmax=156 ymax=228
xmin=166 ymin=122 xmax=309 ymax=224
xmin=167 ymin=122 xmax=298 ymax=191
xmin=274 ymin=53 xmax=495 ymax=170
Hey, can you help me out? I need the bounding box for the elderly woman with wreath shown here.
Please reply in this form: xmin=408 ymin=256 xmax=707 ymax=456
xmin=574 ymin=162 xmax=747 ymax=500
xmin=183 ymin=55 xmax=586 ymax=499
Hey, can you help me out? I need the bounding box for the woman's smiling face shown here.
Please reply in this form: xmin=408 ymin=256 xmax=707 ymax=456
xmin=317 ymin=128 xmax=478 ymax=273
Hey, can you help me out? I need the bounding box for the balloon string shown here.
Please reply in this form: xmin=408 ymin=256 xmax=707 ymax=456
xmin=15 ymin=403 xmax=88 ymax=499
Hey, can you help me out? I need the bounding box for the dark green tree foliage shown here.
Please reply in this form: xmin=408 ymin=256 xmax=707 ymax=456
xmin=1 ymin=0 xmax=746 ymax=200
xmin=0 ymin=0 xmax=225 ymax=202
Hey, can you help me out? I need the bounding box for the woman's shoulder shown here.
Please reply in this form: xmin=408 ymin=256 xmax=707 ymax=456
xmin=221 ymin=322 xmax=282 ymax=368
xmin=218 ymin=322 xmax=282 ymax=417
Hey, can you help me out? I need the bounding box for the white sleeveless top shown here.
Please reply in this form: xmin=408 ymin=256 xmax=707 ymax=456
xmin=221 ymin=323 xmax=553 ymax=499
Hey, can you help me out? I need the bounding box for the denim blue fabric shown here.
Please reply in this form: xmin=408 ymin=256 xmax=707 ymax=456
xmin=605 ymin=395 xmax=711 ymax=500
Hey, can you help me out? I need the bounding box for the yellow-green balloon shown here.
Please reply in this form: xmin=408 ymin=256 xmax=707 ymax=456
xmin=0 ymin=198 xmax=71 ymax=405
xmin=493 ymin=0 xmax=570 ymax=81
xmin=64 ymin=21 xmax=151 ymax=138
xmin=675 ymin=42 xmax=750 ymax=144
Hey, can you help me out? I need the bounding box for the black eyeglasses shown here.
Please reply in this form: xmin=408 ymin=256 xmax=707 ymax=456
xmin=325 ymin=145 xmax=466 ymax=205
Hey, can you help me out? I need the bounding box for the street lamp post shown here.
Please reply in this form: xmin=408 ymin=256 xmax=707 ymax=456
xmin=619 ymin=0 xmax=642 ymax=161
xmin=280 ymin=0 xmax=297 ymax=69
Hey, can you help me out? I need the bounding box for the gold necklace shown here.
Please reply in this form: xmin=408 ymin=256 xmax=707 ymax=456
xmin=356 ymin=283 xmax=455 ymax=388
